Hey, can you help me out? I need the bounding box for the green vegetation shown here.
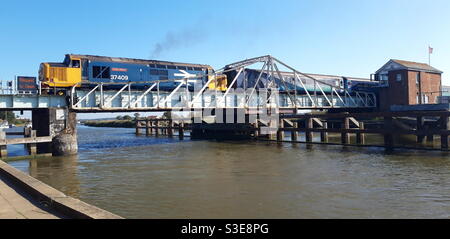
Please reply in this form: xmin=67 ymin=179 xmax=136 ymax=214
xmin=83 ymin=119 xmax=135 ymax=128
xmin=115 ymin=115 xmax=132 ymax=120
xmin=0 ymin=111 xmax=30 ymax=126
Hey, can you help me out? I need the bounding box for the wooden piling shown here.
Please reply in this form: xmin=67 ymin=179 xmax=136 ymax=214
xmin=426 ymin=125 xmax=434 ymax=142
xmin=135 ymin=120 xmax=140 ymax=136
xmin=356 ymin=122 xmax=365 ymax=145
xmin=155 ymin=121 xmax=159 ymax=137
xmin=277 ymin=119 xmax=284 ymax=142
xmin=341 ymin=117 xmax=350 ymax=144
xmin=441 ymin=116 xmax=450 ymax=149
xmin=145 ymin=119 xmax=150 ymax=136
xmin=254 ymin=119 xmax=260 ymax=138
xmin=320 ymin=121 xmax=328 ymax=143
xmin=305 ymin=118 xmax=313 ymax=143
xmin=168 ymin=120 xmax=174 ymax=138
xmin=417 ymin=116 xmax=425 ymax=143
xmin=291 ymin=121 xmax=298 ymax=141
xmin=269 ymin=119 xmax=277 ymax=140
xmin=0 ymin=131 xmax=6 ymax=158
xmin=178 ymin=121 xmax=184 ymax=140
xmin=29 ymin=130 xmax=37 ymax=155
xmin=24 ymin=127 xmax=31 ymax=138
xmin=384 ymin=116 xmax=394 ymax=149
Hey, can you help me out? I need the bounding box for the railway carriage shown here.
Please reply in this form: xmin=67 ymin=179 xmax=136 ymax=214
xmin=224 ymin=68 xmax=380 ymax=94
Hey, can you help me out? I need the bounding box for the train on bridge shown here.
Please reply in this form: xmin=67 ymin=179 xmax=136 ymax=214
xmin=39 ymin=54 xmax=228 ymax=95
xmin=223 ymin=68 xmax=380 ymax=94
xmin=38 ymin=54 xmax=379 ymax=96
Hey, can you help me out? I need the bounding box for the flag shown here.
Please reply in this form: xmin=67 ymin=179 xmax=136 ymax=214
xmin=429 ymin=46 xmax=434 ymax=54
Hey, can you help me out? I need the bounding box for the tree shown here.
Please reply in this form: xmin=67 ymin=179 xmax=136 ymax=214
xmin=162 ymin=111 xmax=172 ymax=119
xmin=116 ymin=115 xmax=123 ymax=120
xmin=0 ymin=111 xmax=17 ymax=123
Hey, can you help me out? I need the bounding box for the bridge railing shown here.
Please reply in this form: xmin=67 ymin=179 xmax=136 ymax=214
xmin=67 ymin=55 xmax=376 ymax=111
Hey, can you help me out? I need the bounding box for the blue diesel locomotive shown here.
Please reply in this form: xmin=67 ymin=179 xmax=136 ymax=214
xmin=39 ymin=54 xmax=227 ymax=95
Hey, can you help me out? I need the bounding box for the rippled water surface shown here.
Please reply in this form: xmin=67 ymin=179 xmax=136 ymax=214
xmin=7 ymin=125 xmax=450 ymax=218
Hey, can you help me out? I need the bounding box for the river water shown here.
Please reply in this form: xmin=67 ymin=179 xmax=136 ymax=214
xmin=6 ymin=125 xmax=450 ymax=218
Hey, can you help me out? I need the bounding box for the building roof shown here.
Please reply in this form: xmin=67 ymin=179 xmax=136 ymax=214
xmin=391 ymin=59 xmax=443 ymax=73
xmin=377 ymin=59 xmax=443 ymax=74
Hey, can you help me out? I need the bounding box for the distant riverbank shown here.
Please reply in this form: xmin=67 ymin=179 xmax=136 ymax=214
xmin=82 ymin=120 xmax=135 ymax=128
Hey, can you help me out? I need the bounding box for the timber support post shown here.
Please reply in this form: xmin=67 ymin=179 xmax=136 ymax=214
xmin=155 ymin=120 xmax=159 ymax=137
xmin=268 ymin=118 xmax=277 ymax=140
xmin=277 ymin=119 xmax=284 ymax=142
xmin=168 ymin=119 xmax=174 ymax=138
xmin=291 ymin=121 xmax=298 ymax=141
xmin=135 ymin=120 xmax=140 ymax=136
xmin=0 ymin=131 xmax=7 ymax=158
xmin=29 ymin=130 xmax=37 ymax=155
xmin=441 ymin=116 xmax=450 ymax=149
xmin=254 ymin=119 xmax=260 ymax=138
xmin=341 ymin=117 xmax=350 ymax=144
xmin=145 ymin=119 xmax=150 ymax=136
xmin=384 ymin=116 xmax=394 ymax=149
xmin=305 ymin=118 xmax=313 ymax=143
xmin=417 ymin=116 xmax=425 ymax=143
xmin=426 ymin=124 xmax=434 ymax=143
xmin=178 ymin=121 xmax=184 ymax=140
xmin=320 ymin=121 xmax=328 ymax=143
xmin=356 ymin=122 xmax=365 ymax=145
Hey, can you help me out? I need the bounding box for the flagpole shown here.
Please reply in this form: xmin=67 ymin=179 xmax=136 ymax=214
xmin=428 ymin=45 xmax=431 ymax=65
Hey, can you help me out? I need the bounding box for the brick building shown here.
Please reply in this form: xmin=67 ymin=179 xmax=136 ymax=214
xmin=375 ymin=59 xmax=443 ymax=111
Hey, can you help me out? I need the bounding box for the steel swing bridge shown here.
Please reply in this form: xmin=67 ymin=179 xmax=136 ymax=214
xmin=0 ymin=55 xmax=376 ymax=112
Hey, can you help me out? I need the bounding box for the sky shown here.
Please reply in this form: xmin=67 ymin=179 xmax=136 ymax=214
xmin=1 ymin=0 xmax=449 ymax=119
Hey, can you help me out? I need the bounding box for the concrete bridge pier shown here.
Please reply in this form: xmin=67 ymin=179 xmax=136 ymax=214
xmin=32 ymin=108 xmax=78 ymax=156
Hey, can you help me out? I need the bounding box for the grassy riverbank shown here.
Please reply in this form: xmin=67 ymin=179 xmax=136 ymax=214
xmin=82 ymin=120 xmax=135 ymax=128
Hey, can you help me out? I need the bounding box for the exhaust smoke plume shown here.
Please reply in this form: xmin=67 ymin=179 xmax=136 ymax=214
xmin=150 ymin=26 xmax=207 ymax=58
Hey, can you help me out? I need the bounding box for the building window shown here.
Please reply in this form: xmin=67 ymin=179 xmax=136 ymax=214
xmin=396 ymin=73 xmax=402 ymax=82
xmin=416 ymin=72 xmax=420 ymax=85
xmin=378 ymin=74 xmax=389 ymax=86
xmin=416 ymin=96 xmax=419 ymax=104
xmin=423 ymin=95 xmax=429 ymax=104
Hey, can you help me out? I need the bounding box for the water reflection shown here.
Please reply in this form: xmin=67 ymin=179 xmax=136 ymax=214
xmin=28 ymin=155 xmax=81 ymax=198
xmin=6 ymin=126 xmax=450 ymax=218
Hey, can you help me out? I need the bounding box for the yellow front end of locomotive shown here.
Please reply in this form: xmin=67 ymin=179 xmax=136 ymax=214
xmin=39 ymin=58 xmax=82 ymax=88
xmin=208 ymin=74 xmax=228 ymax=91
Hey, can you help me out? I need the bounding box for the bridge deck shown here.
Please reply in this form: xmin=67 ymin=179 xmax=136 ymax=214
xmin=0 ymin=55 xmax=377 ymax=112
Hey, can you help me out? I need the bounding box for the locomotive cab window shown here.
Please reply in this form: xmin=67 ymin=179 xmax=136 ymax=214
xmin=72 ymin=60 xmax=80 ymax=68
xmin=93 ymin=66 xmax=111 ymax=79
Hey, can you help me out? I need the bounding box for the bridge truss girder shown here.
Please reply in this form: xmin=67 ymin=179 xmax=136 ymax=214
xmin=69 ymin=55 xmax=377 ymax=112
